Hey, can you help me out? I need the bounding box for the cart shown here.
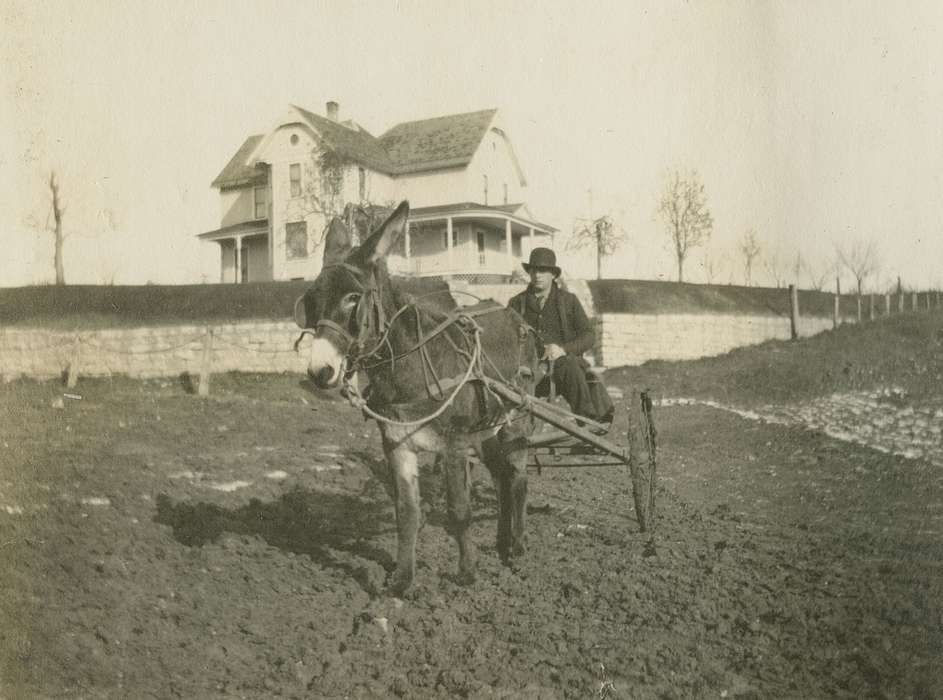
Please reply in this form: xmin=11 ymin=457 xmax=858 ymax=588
xmin=479 ymin=375 xmax=658 ymax=533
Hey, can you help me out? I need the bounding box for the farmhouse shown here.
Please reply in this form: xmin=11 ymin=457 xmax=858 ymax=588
xmin=198 ymin=102 xmax=556 ymax=283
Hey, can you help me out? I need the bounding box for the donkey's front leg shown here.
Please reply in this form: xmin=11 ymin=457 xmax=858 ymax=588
xmin=499 ymin=426 xmax=529 ymax=559
xmin=443 ymin=433 xmax=476 ymax=584
xmin=382 ymin=438 xmax=421 ymax=595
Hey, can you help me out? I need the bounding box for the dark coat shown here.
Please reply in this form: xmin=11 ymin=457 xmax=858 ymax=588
xmin=508 ymin=283 xmax=595 ymax=357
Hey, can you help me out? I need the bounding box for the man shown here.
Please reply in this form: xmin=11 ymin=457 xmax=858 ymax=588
xmin=508 ymin=247 xmax=613 ymax=425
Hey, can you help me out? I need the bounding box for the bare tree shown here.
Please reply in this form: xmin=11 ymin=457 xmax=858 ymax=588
xmin=738 ymin=229 xmax=762 ymax=286
xmin=836 ymin=238 xmax=880 ymax=295
xmin=657 ymin=169 xmax=713 ymax=282
xmin=33 ymin=171 xmax=69 ymax=285
xmin=762 ymin=245 xmax=789 ymax=288
xmin=567 ymin=214 xmax=626 ymax=280
xmin=701 ymin=250 xmax=724 ymax=285
xmin=803 ymin=259 xmax=832 ymax=291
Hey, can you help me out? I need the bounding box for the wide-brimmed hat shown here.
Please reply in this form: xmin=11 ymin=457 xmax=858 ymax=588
xmin=522 ymin=247 xmax=561 ymax=277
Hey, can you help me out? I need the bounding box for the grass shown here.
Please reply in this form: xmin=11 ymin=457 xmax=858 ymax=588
xmin=0 ymin=278 xmax=449 ymax=330
xmin=610 ymin=309 xmax=943 ymax=405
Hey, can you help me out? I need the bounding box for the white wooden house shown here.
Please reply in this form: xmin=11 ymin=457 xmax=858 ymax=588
xmin=198 ymin=102 xmax=555 ymax=283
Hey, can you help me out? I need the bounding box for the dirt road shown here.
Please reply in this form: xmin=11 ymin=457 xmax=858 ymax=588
xmin=1 ymin=368 xmax=941 ymax=699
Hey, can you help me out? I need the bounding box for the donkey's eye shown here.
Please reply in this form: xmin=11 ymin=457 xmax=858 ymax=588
xmin=342 ymin=293 xmax=361 ymax=311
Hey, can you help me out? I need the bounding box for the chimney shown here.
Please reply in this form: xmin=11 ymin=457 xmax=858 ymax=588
xmin=326 ymin=101 xmax=339 ymax=121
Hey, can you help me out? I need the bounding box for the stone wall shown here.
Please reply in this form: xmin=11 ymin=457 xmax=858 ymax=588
xmin=595 ymin=312 xmax=856 ymax=367
xmin=0 ymin=321 xmax=308 ymax=382
xmin=0 ymin=287 xmax=860 ymax=382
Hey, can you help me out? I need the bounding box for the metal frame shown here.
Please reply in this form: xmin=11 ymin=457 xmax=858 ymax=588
xmin=480 ymin=376 xmax=658 ymax=532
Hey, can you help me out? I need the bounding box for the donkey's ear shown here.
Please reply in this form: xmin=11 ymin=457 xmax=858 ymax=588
xmin=323 ymin=217 xmax=353 ymax=267
xmin=355 ymin=201 xmax=409 ymax=266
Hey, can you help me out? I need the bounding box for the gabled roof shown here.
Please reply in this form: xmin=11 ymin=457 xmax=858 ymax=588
xmin=212 ymin=135 xmax=266 ymax=189
xmin=213 ymin=107 xmax=502 ymax=187
xmin=379 ymin=109 xmax=497 ymax=175
xmin=291 ymin=105 xmax=395 ymax=174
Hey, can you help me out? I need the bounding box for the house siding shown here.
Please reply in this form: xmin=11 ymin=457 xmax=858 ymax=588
xmin=466 ymin=126 xmax=525 ymax=206
xmin=260 ymin=125 xmax=332 ymax=281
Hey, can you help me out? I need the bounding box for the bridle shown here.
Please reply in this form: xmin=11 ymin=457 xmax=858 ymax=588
xmin=294 ymin=266 xmax=534 ymax=428
xmin=293 ymin=262 xmax=385 ymax=362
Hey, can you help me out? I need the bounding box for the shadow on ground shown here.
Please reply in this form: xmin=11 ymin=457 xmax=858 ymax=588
xmin=154 ymin=487 xmax=396 ymax=591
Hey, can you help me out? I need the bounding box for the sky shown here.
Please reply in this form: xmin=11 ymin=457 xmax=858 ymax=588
xmin=2 ymin=0 xmax=941 ymax=290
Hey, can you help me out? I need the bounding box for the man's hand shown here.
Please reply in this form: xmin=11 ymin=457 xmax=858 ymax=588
xmin=544 ymin=343 xmax=566 ymax=361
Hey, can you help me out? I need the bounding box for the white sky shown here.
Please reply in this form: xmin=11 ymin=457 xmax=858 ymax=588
xmin=2 ymin=0 xmax=941 ymax=289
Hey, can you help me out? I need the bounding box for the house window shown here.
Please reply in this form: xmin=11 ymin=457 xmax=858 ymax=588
xmin=289 ymin=163 xmax=301 ymax=197
xmin=285 ymin=221 xmax=308 ymax=259
xmin=253 ymin=186 xmax=266 ymax=219
xmin=477 ymin=231 xmax=486 ymax=266
xmin=358 ymin=167 xmax=366 ymax=201
xmin=483 ymin=175 xmax=488 ymax=205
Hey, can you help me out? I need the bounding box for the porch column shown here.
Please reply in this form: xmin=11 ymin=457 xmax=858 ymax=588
xmin=404 ymin=221 xmax=411 ymax=263
xmin=235 ymin=235 xmax=244 ymax=284
xmin=505 ymin=219 xmax=513 ymax=274
xmin=528 ymin=226 xmax=535 ymax=258
xmin=447 ymin=217 xmax=454 ymax=273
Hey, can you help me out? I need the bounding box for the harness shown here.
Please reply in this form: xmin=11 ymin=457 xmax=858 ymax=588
xmin=295 ymin=266 xmax=531 ymax=429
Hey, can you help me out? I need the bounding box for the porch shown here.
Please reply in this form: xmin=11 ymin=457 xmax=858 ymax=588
xmin=197 ymin=220 xmax=271 ymax=283
xmin=388 ymin=203 xmax=556 ymax=282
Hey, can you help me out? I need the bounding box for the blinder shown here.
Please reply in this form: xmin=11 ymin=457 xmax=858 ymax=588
xmin=293 ymin=263 xmax=374 ymax=356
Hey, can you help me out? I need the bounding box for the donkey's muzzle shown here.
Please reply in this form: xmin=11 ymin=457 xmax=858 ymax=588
xmin=308 ymin=364 xmax=337 ymax=389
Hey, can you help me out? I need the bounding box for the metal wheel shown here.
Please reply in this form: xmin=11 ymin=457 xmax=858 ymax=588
xmin=625 ymin=388 xmax=657 ymax=533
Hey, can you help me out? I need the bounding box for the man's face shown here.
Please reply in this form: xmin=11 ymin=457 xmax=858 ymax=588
xmin=529 ymin=268 xmax=555 ymax=294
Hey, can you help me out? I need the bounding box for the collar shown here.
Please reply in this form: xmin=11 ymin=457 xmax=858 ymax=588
xmin=526 ymin=282 xmax=556 ymax=310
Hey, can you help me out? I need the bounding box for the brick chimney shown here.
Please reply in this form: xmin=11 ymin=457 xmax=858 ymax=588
xmin=326 ymin=101 xmax=339 ymax=121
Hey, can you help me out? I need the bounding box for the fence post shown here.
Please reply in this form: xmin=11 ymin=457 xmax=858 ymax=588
xmin=198 ymin=327 xmax=214 ymax=397
xmin=912 ymin=291 xmax=918 ymax=312
xmin=856 ymin=295 xmax=862 ymax=323
xmin=885 ymin=292 xmax=891 ymax=316
xmin=833 ymin=293 xmax=839 ymax=329
xmin=868 ymin=294 xmax=875 ymax=321
xmin=66 ymin=336 xmax=81 ymax=389
xmin=789 ymin=284 xmax=799 ymax=339
xmin=898 ymin=291 xmax=904 ymax=313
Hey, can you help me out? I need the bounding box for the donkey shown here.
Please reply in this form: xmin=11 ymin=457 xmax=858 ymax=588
xmin=294 ymin=201 xmax=539 ymax=594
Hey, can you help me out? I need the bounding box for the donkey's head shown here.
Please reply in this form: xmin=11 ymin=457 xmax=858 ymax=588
xmin=294 ymin=201 xmax=409 ymax=388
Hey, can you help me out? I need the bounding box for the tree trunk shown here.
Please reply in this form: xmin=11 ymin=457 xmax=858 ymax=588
xmin=677 ymin=256 xmax=684 ymax=283
xmin=50 ymin=172 xmax=65 ymax=285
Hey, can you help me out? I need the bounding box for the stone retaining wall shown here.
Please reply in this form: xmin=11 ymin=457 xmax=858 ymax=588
xmin=595 ymin=312 xmax=856 ymax=367
xmin=0 ymin=321 xmax=308 ymax=382
xmin=0 ymin=290 xmax=860 ymax=382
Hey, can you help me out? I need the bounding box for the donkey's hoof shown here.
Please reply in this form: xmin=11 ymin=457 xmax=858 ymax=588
xmin=385 ymin=571 xmax=413 ymax=597
xmin=455 ymin=567 xmax=477 ymax=586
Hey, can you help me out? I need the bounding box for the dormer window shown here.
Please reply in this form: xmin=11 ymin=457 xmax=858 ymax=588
xmin=289 ymin=163 xmax=301 ymax=197
xmin=253 ymin=186 xmax=266 ymax=219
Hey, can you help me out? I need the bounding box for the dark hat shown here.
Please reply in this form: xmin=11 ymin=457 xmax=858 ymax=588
xmin=522 ymin=247 xmax=561 ymax=277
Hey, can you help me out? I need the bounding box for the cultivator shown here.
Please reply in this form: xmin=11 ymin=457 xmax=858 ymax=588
xmin=480 ymin=376 xmax=658 ymax=533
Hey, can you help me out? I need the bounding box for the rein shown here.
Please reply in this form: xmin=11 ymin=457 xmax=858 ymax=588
xmin=296 ymin=268 xmax=522 ymax=428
